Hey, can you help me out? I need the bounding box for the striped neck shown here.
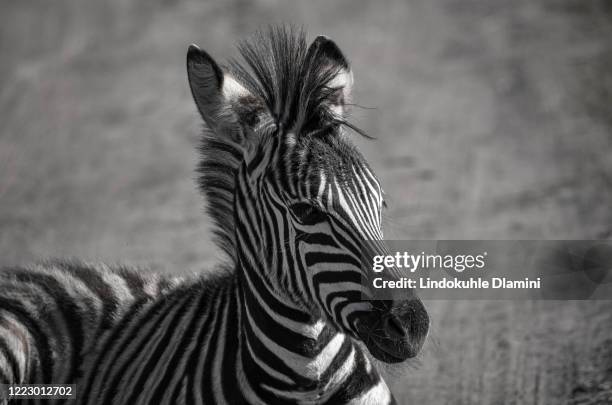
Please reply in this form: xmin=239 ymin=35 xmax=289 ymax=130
xmin=235 ymin=248 xmax=362 ymax=400
xmin=234 ymin=262 xmax=392 ymax=403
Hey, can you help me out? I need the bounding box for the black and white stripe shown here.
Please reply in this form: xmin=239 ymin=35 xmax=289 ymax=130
xmin=0 ymin=261 xmax=180 ymax=403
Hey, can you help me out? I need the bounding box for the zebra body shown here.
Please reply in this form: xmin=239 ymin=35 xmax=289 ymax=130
xmin=0 ymin=26 xmax=428 ymax=404
xmin=0 ymin=262 xmax=180 ymax=401
xmin=0 ymin=262 xmax=393 ymax=404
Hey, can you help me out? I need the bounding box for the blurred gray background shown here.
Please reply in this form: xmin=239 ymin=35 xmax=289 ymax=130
xmin=1 ymin=1 xmax=612 ymax=403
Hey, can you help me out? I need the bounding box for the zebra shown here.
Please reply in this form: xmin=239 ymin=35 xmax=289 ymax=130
xmin=0 ymin=26 xmax=429 ymax=404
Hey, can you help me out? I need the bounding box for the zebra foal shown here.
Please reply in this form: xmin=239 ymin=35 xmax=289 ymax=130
xmin=0 ymin=27 xmax=429 ymax=404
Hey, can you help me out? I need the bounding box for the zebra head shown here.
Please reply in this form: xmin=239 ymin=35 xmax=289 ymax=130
xmin=187 ymin=27 xmax=429 ymax=364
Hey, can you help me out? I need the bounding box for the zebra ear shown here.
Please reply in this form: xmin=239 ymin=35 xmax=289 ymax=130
xmin=309 ymin=36 xmax=353 ymax=116
xmin=187 ymin=44 xmax=261 ymax=142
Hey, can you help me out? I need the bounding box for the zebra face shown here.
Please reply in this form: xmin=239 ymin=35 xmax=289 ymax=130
xmin=186 ymin=30 xmax=429 ymax=364
xmin=277 ymin=135 xmax=429 ymax=363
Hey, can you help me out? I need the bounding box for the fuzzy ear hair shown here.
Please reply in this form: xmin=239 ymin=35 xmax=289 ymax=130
xmin=187 ymin=44 xmax=263 ymax=143
xmin=308 ymin=35 xmax=354 ymax=117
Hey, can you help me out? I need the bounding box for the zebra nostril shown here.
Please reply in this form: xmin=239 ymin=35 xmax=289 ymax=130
xmin=385 ymin=316 xmax=407 ymax=340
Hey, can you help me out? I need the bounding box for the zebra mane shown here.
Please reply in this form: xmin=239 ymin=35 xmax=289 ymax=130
xmin=197 ymin=131 xmax=242 ymax=262
xmin=228 ymin=25 xmax=362 ymax=134
xmin=198 ymin=26 xmax=366 ymax=264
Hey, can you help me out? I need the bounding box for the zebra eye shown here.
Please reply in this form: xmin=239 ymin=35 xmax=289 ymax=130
xmin=289 ymin=202 xmax=327 ymax=224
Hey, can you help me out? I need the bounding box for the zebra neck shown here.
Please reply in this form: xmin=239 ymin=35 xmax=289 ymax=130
xmin=233 ymin=269 xmax=392 ymax=403
xmin=236 ymin=262 xmax=355 ymax=386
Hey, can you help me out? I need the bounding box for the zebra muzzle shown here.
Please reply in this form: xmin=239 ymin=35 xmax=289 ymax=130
xmin=355 ymin=299 xmax=429 ymax=363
